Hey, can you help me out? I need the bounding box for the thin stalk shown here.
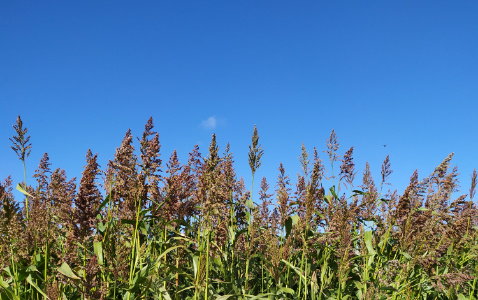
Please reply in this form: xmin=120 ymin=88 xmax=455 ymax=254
xmin=205 ymin=232 xmax=210 ymax=300
xmin=128 ymin=195 xmax=142 ymax=300
xmin=23 ymin=161 xmax=29 ymax=220
xmin=245 ymin=174 xmax=254 ymax=294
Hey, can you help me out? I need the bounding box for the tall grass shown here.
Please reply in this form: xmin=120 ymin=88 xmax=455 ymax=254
xmin=1 ymin=116 xmax=477 ymax=300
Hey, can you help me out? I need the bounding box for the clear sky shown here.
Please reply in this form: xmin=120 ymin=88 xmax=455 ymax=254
xmin=1 ymin=1 xmax=477 ymax=202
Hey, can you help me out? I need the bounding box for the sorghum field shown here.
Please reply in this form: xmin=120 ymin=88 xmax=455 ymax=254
xmin=1 ymin=116 xmax=477 ymax=300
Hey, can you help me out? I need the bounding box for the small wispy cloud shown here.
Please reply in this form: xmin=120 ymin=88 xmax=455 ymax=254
xmin=200 ymin=116 xmax=217 ymax=130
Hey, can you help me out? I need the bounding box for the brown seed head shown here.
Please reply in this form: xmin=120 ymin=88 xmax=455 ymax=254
xmin=248 ymin=125 xmax=264 ymax=175
xmin=10 ymin=115 xmax=32 ymax=161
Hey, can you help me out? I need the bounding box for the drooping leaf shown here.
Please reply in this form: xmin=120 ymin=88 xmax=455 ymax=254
xmin=0 ymin=278 xmax=20 ymax=300
xmin=26 ymin=275 xmax=49 ymax=299
xmin=279 ymin=286 xmax=295 ymax=294
xmin=16 ymin=183 xmax=32 ymax=197
xmin=58 ymin=262 xmax=81 ymax=280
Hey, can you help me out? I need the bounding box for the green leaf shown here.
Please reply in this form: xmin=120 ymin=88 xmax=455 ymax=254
xmin=324 ymin=194 xmax=332 ymax=205
xmin=2 ymin=267 xmax=12 ymax=277
xmin=279 ymin=286 xmax=295 ymax=294
xmin=352 ymin=190 xmax=365 ymax=195
xmin=192 ymin=254 xmax=199 ymax=278
xmin=129 ymin=265 xmax=149 ymax=290
xmin=0 ymin=278 xmax=20 ymax=300
xmin=215 ymin=295 xmax=237 ymax=300
xmin=26 ymin=265 xmax=38 ymax=273
xmin=364 ymin=231 xmax=376 ymax=255
xmin=400 ymin=252 xmax=411 ymax=259
xmin=26 ymin=275 xmax=49 ymax=299
xmin=248 ymin=293 xmax=275 ymax=300
xmin=281 ymin=260 xmax=306 ymax=281
xmin=354 ymin=281 xmax=363 ymax=289
xmin=97 ymin=193 xmax=111 ymax=212
xmin=157 ymin=286 xmax=172 ymax=300
xmin=285 ymin=217 xmax=293 ymax=239
xmin=291 ymin=215 xmax=300 ymax=226
xmin=245 ymin=199 xmax=255 ymax=210
xmin=94 ymin=241 xmax=104 ymax=265
xmin=58 ymin=262 xmax=81 ymax=280
xmin=153 ymin=246 xmax=183 ymax=269
xmin=380 ymin=286 xmax=397 ymax=292
xmin=97 ymin=222 xmax=107 ymax=233
xmin=457 ymin=294 xmax=467 ymax=300
xmin=329 ymin=186 xmax=338 ymax=200
xmin=121 ymin=219 xmax=137 ymax=226
xmin=16 ymin=183 xmax=32 ymax=197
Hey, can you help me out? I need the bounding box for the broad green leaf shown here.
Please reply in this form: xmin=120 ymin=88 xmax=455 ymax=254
xmin=291 ymin=215 xmax=300 ymax=226
xmin=129 ymin=265 xmax=148 ymax=290
xmin=16 ymin=183 xmax=33 ymax=197
xmin=158 ymin=286 xmax=172 ymax=300
xmin=26 ymin=265 xmax=38 ymax=273
xmin=26 ymin=275 xmax=49 ymax=299
xmin=285 ymin=216 xmax=293 ymax=239
xmin=281 ymin=259 xmax=306 ymax=281
xmin=58 ymin=262 xmax=81 ymax=280
xmin=447 ymin=243 xmax=454 ymax=256
xmin=120 ymin=219 xmax=137 ymax=226
xmin=215 ymin=295 xmax=237 ymax=300
xmin=97 ymin=222 xmax=107 ymax=233
xmin=97 ymin=193 xmax=111 ymax=212
xmin=329 ymin=186 xmax=338 ymax=199
xmin=364 ymin=231 xmax=376 ymax=255
xmin=248 ymin=293 xmax=275 ymax=300
xmin=0 ymin=278 xmax=20 ymax=300
xmin=2 ymin=267 xmax=12 ymax=277
xmin=324 ymin=194 xmax=332 ymax=205
xmin=94 ymin=241 xmax=104 ymax=265
xmin=153 ymin=246 xmax=182 ymax=269
xmin=354 ymin=281 xmax=363 ymax=289
xmin=279 ymin=286 xmax=295 ymax=294
xmin=245 ymin=199 xmax=254 ymax=210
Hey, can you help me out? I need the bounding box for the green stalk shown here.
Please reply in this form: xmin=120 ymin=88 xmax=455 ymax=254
xmin=128 ymin=195 xmax=142 ymax=300
xmin=205 ymin=231 xmax=210 ymax=300
xmin=298 ymin=221 xmax=309 ymax=299
xmin=10 ymin=244 xmax=19 ymax=296
xmin=23 ymin=161 xmax=29 ymax=220
xmin=318 ymin=245 xmax=329 ymax=300
xmin=245 ymin=174 xmax=254 ymax=294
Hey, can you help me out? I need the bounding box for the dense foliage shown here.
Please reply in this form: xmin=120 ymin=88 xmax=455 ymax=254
xmin=1 ymin=116 xmax=477 ymax=300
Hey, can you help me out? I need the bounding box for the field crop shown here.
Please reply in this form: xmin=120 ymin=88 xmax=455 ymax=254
xmin=1 ymin=116 xmax=477 ymax=299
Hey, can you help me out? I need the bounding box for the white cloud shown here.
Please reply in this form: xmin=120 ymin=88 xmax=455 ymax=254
xmin=200 ymin=116 xmax=217 ymax=130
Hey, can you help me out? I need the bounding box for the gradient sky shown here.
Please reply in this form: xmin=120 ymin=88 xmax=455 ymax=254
xmin=1 ymin=1 xmax=477 ymax=203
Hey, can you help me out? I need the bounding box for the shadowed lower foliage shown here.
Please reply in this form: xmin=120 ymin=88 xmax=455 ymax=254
xmin=1 ymin=116 xmax=478 ymax=300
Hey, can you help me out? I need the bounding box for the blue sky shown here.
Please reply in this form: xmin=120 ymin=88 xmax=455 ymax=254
xmin=1 ymin=1 xmax=477 ymax=203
